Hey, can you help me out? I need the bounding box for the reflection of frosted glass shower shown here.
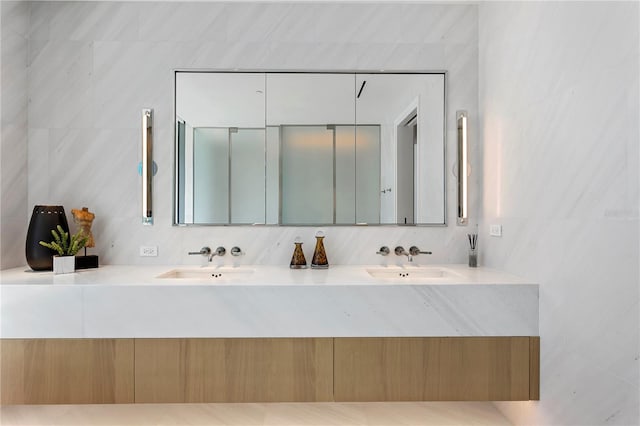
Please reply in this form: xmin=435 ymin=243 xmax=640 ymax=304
xmin=280 ymin=124 xmax=380 ymax=225
xmin=190 ymin=127 xmax=265 ymax=224
xmin=230 ymin=129 xmax=266 ymax=224
xmin=178 ymin=123 xmax=381 ymax=225
xmin=281 ymin=126 xmax=333 ymax=224
xmin=193 ymin=128 xmax=228 ymax=223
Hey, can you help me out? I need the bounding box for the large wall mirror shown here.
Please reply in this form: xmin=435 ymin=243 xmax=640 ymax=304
xmin=174 ymin=71 xmax=445 ymax=226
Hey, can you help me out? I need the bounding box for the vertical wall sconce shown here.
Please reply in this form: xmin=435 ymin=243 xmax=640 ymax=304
xmin=142 ymin=108 xmax=154 ymax=225
xmin=457 ymin=110 xmax=468 ymax=226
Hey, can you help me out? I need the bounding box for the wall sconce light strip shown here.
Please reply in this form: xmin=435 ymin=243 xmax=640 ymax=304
xmin=142 ymin=108 xmax=154 ymax=225
xmin=457 ymin=110 xmax=468 ymax=226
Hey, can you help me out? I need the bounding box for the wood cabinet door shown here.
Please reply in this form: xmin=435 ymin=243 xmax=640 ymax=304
xmin=334 ymin=337 xmax=534 ymax=401
xmin=1 ymin=339 xmax=134 ymax=404
xmin=134 ymin=338 xmax=333 ymax=403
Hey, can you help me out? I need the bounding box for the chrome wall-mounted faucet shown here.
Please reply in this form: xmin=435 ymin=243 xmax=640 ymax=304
xmin=409 ymin=246 xmax=432 ymax=257
xmin=394 ymin=246 xmax=412 ymax=262
xmin=376 ymin=246 xmax=390 ymax=256
xmin=188 ymin=246 xmax=225 ymax=261
xmin=210 ymin=246 xmax=226 ymax=260
xmin=189 ymin=246 xmax=211 ymax=259
xmin=394 ymin=246 xmax=432 ymax=262
xmin=230 ymin=246 xmax=243 ymax=256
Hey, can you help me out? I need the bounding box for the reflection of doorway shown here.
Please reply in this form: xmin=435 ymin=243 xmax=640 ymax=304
xmin=176 ymin=120 xmax=186 ymax=223
xmin=396 ymin=109 xmax=417 ymax=224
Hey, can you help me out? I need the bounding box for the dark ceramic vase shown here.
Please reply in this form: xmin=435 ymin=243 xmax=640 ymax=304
xmin=25 ymin=205 xmax=69 ymax=271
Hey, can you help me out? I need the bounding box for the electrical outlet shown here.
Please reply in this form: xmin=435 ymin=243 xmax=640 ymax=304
xmin=489 ymin=225 xmax=502 ymax=237
xmin=139 ymin=246 xmax=158 ymax=257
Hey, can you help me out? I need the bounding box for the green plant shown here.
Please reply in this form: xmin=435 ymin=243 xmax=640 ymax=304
xmin=39 ymin=225 xmax=89 ymax=256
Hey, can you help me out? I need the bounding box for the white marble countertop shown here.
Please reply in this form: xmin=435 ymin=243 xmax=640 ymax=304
xmin=0 ymin=264 xmax=533 ymax=286
xmin=0 ymin=264 xmax=538 ymax=339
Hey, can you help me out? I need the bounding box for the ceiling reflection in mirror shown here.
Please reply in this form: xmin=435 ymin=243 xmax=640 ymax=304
xmin=174 ymin=71 xmax=445 ymax=226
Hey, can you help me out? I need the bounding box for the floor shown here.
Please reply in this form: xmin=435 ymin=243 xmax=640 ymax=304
xmin=0 ymin=402 xmax=511 ymax=425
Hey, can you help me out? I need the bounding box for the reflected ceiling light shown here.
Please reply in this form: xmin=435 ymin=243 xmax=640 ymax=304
xmin=357 ymin=80 xmax=366 ymax=98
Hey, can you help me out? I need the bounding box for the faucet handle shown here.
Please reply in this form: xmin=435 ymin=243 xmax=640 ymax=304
xmin=189 ymin=246 xmax=211 ymax=256
xmin=409 ymin=246 xmax=432 ymax=256
xmin=230 ymin=246 xmax=243 ymax=256
xmin=213 ymin=246 xmax=226 ymax=257
xmin=394 ymin=246 xmax=406 ymax=256
xmin=376 ymin=246 xmax=390 ymax=256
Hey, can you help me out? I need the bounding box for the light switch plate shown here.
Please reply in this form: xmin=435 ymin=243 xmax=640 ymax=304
xmin=139 ymin=246 xmax=158 ymax=257
xmin=489 ymin=225 xmax=502 ymax=237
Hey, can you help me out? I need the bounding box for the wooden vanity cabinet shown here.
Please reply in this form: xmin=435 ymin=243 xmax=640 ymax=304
xmin=1 ymin=337 xmax=539 ymax=404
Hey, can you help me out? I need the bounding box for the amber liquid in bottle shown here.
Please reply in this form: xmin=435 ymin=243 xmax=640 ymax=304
xmin=290 ymin=242 xmax=307 ymax=269
xmin=311 ymin=236 xmax=328 ymax=269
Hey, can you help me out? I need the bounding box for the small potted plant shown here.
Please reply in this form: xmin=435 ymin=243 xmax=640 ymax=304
xmin=39 ymin=225 xmax=89 ymax=274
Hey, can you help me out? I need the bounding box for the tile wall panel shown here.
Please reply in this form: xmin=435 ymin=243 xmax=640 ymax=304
xmin=1 ymin=1 xmax=29 ymax=269
xmin=478 ymin=2 xmax=639 ymax=425
xmin=20 ymin=2 xmax=479 ymax=266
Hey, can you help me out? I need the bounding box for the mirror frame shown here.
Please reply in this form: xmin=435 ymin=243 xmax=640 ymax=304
xmin=172 ymin=70 xmax=448 ymax=227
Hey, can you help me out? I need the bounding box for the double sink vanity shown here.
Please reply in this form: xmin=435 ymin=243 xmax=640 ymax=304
xmin=1 ymin=263 xmax=539 ymax=404
xmin=2 ymin=70 xmax=538 ymax=405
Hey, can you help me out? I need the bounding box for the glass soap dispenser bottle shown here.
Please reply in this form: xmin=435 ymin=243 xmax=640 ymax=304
xmin=290 ymin=237 xmax=307 ymax=269
xmin=311 ymin=231 xmax=329 ymax=269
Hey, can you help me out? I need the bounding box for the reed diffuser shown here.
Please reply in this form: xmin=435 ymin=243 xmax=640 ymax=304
xmin=468 ymin=233 xmax=477 ymax=267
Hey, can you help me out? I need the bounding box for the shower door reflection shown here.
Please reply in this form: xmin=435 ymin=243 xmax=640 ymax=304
xmin=191 ymin=127 xmax=265 ymax=224
xmin=279 ymin=124 xmax=380 ymax=225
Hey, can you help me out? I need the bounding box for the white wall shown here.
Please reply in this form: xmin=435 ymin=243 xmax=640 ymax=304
xmin=479 ymin=2 xmax=639 ymax=425
xmin=0 ymin=2 xmax=29 ymax=269
xmin=16 ymin=1 xmax=478 ymax=266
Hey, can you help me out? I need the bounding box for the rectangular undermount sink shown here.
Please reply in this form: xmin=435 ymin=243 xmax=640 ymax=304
xmin=156 ymin=268 xmax=254 ymax=281
xmin=366 ymin=267 xmax=456 ymax=280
